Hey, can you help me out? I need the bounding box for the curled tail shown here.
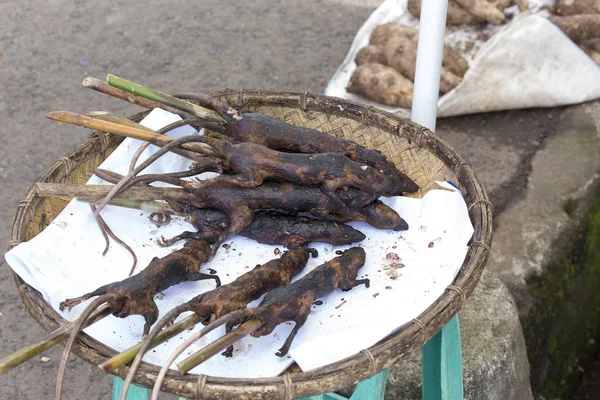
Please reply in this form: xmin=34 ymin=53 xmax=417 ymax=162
xmin=56 ymin=295 xmax=112 ymax=400
xmin=150 ymin=309 xmax=253 ymax=400
xmin=120 ymin=304 xmax=192 ymax=400
xmin=59 ymin=285 xmax=109 ymax=311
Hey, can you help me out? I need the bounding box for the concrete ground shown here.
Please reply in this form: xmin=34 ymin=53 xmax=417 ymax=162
xmin=0 ymin=1 xmax=596 ymax=399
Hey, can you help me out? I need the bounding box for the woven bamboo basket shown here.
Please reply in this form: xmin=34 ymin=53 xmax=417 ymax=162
xmin=8 ymin=90 xmax=492 ymax=399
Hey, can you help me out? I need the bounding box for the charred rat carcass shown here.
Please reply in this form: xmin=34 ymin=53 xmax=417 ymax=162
xmin=175 ymin=92 xmax=418 ymax=193
xmin=119 ymin=248 xmax=316 ymax=399
xmin=56 ymin=239 xmax=220 ymax=399
xmin=156 ymin=204 xmax=366 ymax=249
xmin=146 ymin=247 xmax=369 ymax=396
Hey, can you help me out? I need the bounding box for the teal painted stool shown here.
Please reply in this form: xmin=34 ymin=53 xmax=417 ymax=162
xmin=113 ymin=315 xmax=462 ymax=400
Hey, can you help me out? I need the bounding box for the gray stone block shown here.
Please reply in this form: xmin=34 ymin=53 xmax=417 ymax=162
xmin=486 ymin=102 xmax=600 ymax=398
xmin=339 ymin=270 xmax=533 ymax=400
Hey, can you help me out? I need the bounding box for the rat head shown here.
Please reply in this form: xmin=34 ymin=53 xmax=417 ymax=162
xmin=390 ymin=170 xmax=419 ymax=194
xmin=362 ymin=201 xmax=408 ymax=231
xmin=329 ymin=225 xmax=366 ymax=245
xmin=192 ymin=304 xmax=215 ymax=325
xmin=185 ymin=207 xmax=228 ymax=231
xmin=182 ymin=239 xmax=213 ymax=261
xmin=339 ymin=247 xmax=366 ymax=267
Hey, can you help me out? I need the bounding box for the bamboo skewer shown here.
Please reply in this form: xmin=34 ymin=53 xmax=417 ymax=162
xmin=144 ymin=316 xmax=262 ymax=400
xmin=106 ymin=75 xmax=226 ymax=125
xmin=86 ymin=111 xmax=154 ymax=131
xmin=45 ymin=111 xmax=213 ymax=161
xmin=177 ymin=319 xmax=263 ymax=374
xmin=82 ymin=77 xmax=190 ymax=118
xmin=97 ymin=313 xmax=203 ymax=373
xmin=94 ymin=134 xmax=215 ymax=215
xmin=34 ymin=183 xmax=194 ymax=202
xmin=0 ymin=304 xmax=113 ymax=375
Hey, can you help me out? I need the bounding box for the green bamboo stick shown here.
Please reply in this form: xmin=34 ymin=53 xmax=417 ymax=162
xmin=83 ymin=77 xmax=191 ymax=117
xmin=176 ymin=319 xmax=262 ymax=374
xmin=98 ymin=313 xmax=202 ymax=373
xmin=107 ymin=75 xmax=226 ymax=125
xmin=0 ymin=305 xmax=113 ymax=374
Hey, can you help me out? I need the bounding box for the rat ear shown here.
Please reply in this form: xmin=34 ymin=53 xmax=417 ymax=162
xmin=151 ymin=256 xmax=160 ymax=263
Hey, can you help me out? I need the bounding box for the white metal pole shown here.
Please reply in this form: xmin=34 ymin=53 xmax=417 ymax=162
xmin=410 ymin=0 xmax=449 ymax=132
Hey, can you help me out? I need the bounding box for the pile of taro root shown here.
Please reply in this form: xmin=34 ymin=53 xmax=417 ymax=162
xmin=347 ymin=0 xmax=600 ymax=108
xmin=346 ymin=23 xmax=469 ymax=107
xmin=0 ymin=75 xmax=420 ymax=399
xmin=549 ymin=0 xmax=600 ymax=65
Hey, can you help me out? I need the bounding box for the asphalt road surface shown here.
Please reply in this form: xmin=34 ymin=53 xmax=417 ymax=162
xmin=0 ymin=1 xmax=385 ymax=399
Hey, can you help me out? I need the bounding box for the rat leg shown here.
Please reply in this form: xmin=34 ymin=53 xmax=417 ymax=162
xmin=59 ymin=285 xmax=109 ymax=311
xmin=340 ymin=278 xmax=370 ymax=291
xmin=275 ymin=314 xmax=309 ymax=357
xmin=192 ymin=170 xmax=263 ymax=189
xmin=221 ymin=321 xmax=237 ymax=357
xmin=209 ymin=206 xmax=254 ymax=258
xmin=158 ymin=230 xmax=219 ymax=247
xmin=142 ymin=307 xmax=159 ymax=337
xmin=186 ymin=271 xmax=221 ymax=287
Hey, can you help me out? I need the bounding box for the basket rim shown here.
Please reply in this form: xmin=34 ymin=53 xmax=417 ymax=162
xmin=8 ymin=89 xmax=492 ymax=399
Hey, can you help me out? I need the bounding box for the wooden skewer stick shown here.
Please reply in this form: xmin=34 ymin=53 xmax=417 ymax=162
xmin=34 ymin=182 xmax=189 ymax=224
xmin=176 ymin=319 xmax=263 ymax=374
xmin=86 ymin=111 xmax=154 ymax=131
xmin=0 ymin=304 xmax=112 ymax=375
xmin=82 ymin=77 xmax=190 ymax=117
xmin=34 ymin=183 xmax=194 ymax=202
xmin=45 ymin=111 xmax=214 ymax=160
xmin=107 ymin=74 xmax=226 ymax=125
xmin=97 ymin=313 xmax=203 ymax=373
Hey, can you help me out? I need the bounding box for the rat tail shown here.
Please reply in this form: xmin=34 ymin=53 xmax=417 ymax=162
xmin=119 ymin=304 xmax=193 ymax=400
xmin=150 ymin=309 xmax=252 ymax=400
xmin=56 ymin=295 xmax=112 ymax=400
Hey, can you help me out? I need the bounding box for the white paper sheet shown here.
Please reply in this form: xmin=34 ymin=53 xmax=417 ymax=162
xmin=325 ymin=0 xmax=600 ymax=117
xmin=5 ymin=109 xmax=474 ymax=378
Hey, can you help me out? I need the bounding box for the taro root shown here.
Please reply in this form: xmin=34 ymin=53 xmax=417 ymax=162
xmin=556 ymin=0 xmax=600 ymax=16
xmin=346 ymin=63 xmax=414 ymax=107
xmin=355 ymin=44 xmax=388 ymax=66
xmin=369 ymin=22 xmax=469 ymax=77
xmin=549 ymin=14 xmax=600 ymax=43
xmin=580 ymin=43 xmax=600 ymax=64
xmin=408 ymin=0 xmax=480 ymax=25
xmin=383 ymin=36 xmax=462 ymax=93
xmin=453 ymin=0 xmax=506 ymax=24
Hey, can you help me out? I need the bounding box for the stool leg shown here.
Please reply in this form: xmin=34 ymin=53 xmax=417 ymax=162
xmin=422 ymin=315 xmax=463 ymax=400
xmin=296 ymin=368 xmax=390 ymax=400
xmin=112 ymin=376 xmax=149 ymax=400
xmin=348 ymin=368 xmax=390 ymax=400
xmin=112 ymin=376 xmax=189 ymax=400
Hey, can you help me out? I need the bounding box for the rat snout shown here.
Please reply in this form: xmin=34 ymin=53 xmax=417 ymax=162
xmin=334 ymin=225 xmax=366 ymax=245
xmin=363 ymin=201 xmax=409 ymax=231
